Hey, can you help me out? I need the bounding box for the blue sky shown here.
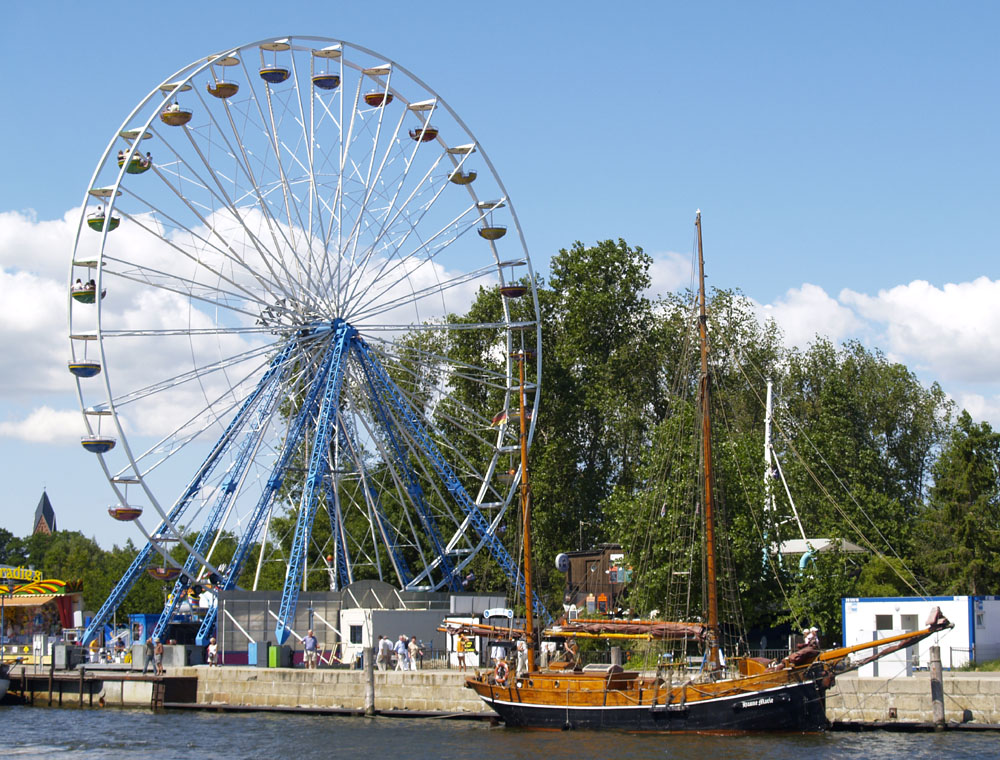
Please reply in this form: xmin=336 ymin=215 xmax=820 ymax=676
xmin=1 ymin=0 xmax=997 ymax=547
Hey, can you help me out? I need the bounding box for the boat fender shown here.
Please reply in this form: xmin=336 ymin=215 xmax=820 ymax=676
xmin=495 ymin=659 xmax=509 ymax=686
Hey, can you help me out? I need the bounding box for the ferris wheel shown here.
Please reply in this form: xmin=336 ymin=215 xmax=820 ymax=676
xmin=69 ymin=36 xmax=542 ymax=646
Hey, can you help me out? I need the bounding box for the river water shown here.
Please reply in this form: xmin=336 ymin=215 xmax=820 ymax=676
xmin=4 ymin=705 xmax=996 ymax=759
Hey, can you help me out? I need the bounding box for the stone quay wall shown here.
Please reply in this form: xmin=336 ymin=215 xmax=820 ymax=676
xmin=826 ymin=673 xmax=1000 ymax=724
xmin=190 ymin=666 xmax=493 ymax=715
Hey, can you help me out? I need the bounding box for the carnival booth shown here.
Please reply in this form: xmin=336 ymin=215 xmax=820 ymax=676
xmin=1 ymin=566 xmax=84 ymax=664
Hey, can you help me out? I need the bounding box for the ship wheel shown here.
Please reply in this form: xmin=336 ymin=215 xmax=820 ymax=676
xmin=69 ymin=36 xmax=541 ymax=645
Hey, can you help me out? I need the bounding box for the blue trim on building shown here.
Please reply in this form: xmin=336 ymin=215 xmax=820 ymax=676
xmin=843 ymin=595 xmax=959 ymax=604
xmin=969 ymin=596 xmax=976 ymax=660
xmin=841 ymin=597 xmax=847 ymax=648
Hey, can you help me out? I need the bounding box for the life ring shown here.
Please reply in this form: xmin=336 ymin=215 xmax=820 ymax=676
xmin=494 ymin=659 xmax=509 ymax=685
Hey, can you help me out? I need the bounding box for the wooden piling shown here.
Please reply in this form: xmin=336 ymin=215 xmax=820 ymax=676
xmin=929 ymin=645 xmax=945 ymax=731
xmin=364 ymin=646 xmax=375 ymax=716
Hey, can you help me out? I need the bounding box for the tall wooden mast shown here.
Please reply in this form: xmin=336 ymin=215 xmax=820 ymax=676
xmin=695 ymin=210 xmax=721 ymax=668
xmin=516 ymin=348 xmax=536 ymax=671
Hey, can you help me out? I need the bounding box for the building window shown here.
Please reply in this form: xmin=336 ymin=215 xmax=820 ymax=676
xmin=350 ymin=625 xmax=363 ymax=644
xmin=875 ymin=614 xmax=893 ymax=631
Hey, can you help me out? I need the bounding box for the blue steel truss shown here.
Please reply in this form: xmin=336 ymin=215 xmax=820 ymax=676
xmin=194 ymin=336 xmax=338 ymax=645
xmin=336 ymin=409 xmax=412 ymax=586
xmin=152 ymin=347 xmax=292 ymax=640
xmin=355 ymin=351 xmax=459 ymax=591
xmin=352 ymin=335 xmax=550 ymax=623
xmin=275 ymin=321 xmax=353 ymax=643
xmin=82 ymin=340 xmax=298 ymax=645
xmin=323 ymin=478 xmax=351 ymax=589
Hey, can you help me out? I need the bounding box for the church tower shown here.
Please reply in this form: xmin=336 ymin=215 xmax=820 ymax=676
xmin=33 ymin=490 xmax=57 ymax=535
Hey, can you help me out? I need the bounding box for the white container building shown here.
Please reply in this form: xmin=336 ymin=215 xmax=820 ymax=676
xmin=841 ymin=595 xmax=1000 ymax=676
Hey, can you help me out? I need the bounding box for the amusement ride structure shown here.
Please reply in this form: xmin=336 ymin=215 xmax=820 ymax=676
xmin=68 ymin=36 xmax=542 ymax=646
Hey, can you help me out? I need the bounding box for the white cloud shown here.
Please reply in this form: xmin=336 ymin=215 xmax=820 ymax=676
xmin=647 ymin=251 xmax=695 ymax=298
xmin=752 ymin=283 xmax=862 ymax=349
xmin=0 ymin=268 xmax=72 ymax=396
xmin=840 ymin=277 xmax=1000 ymax=383
xmin=0 ymin=406 xmax=82 ymax=444
xmin=954 ymin=393 xmax=1000 ymax=424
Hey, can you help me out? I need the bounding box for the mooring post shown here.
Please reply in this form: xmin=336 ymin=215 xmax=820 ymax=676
xmin=929 ymin=645 xmax=945 ymax=730
xmin=611 ymin=646 xmax=621 ymax=667
xmin=48 ymin=657 xmax=54 ymax=705
xmin=364 ymin=645 xmax=375 ymax=716
xmin=79 ymin=666 xmax=85 ymax=708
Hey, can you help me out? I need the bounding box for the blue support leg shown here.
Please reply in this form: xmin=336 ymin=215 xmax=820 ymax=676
xmin=275 ymin=322 xmax=354 ymax=644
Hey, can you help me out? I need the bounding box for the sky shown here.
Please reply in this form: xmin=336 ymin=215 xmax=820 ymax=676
xmin=1 ymin=0 xmax=997 ymax=549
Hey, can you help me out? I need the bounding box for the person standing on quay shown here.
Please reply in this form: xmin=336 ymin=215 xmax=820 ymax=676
xmin=407 ymin=635 xmax=422 ymax=671
xmin=456 ymin=633 xmax=468 ymax=672
xmin=153 ymin=638 xmax=164 ymax=676
xmin=303 ymin=629 xmax=318 ymax=669
xmin=142 ymin=637 xmax=155 ymax=675
xmin=393 ymin=635 xmax=409 ymax=671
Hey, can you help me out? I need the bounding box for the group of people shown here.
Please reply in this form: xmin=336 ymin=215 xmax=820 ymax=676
xmin=142 ymin=637 xmax=166 ymax=676
xmin=72 ymin=278 xmax=98 ymax=293
xmin=117 ymin=149 xmax=153 ymax=167
xmin=376 ymin=634 xmax=423 ymax=671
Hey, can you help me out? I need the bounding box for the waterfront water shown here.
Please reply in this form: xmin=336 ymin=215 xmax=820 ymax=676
xmin=4 ymin=705 xmax=997 ymax=759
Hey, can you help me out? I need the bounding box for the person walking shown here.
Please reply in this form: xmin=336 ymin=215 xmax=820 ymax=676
xmin=407 ymin=635 xmax=422 ymax=671
xmin=303 ymin=629 xmax=318 ymax=669
xmin=377 ymin=635 xmax=392 ymax=672
xmin=153 ymin=638 xmax=165 ymax=676
xmin=142 ymin=637 xmax=155 ymax=675
xmin=206 ymin=637 xmax=218 ymax=666
xmin=393 ymin=635 xmax=409 ymax=671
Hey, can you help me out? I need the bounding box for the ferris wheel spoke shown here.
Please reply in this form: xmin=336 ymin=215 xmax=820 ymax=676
xmin=224 ymin=61 xmax=324 ymax=307
xmin=100 ymin=257 xmax=269 ymax=321
xmin=119 ymin=181 xmax=290 ymax=308
xmin=339 ymin=114 xmax=460 ymax=301
xmin=105 ymin=208 xmax=276 ymax=311
xmin=242 ymin=60 xmax=311 ymax=281
xmin=364 ymin=333 xmax=513 ymax=384
xmin=116 ymin=354 xmax=285 ymax=477
xmin=131 ymin=152 xmax=300 ymax=308
xmin=350 ymin=402 xmax=433 ymax=579
xmin=349 ymin=261 xmax=497 ymax=326
xmin=336 ymin=407 xmax=409 ymax=585
xmin=343 ymin=200 xmax=487 ymax=315
xmin=340 ymin=97 xmax=409 ymax=289
xmin=104 ymin=338 xmax=279 ymax=412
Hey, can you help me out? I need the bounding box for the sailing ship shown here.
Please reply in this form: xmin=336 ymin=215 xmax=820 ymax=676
xmin=458 ymin=211 xmax=953 ymax=731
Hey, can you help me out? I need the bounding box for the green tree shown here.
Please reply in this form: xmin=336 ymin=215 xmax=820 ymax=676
xmin=914 ymin=411 xmax=1000 ymax=594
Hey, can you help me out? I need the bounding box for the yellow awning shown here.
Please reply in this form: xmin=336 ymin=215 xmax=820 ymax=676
xmin=2 ymin=594 xmax=58 ymax=606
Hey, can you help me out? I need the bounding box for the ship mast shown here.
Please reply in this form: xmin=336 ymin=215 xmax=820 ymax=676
xmin=695 ymin=210 xmax=721 ymax=668
xmin=516 ymin=347 xmax=536 ymax=671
